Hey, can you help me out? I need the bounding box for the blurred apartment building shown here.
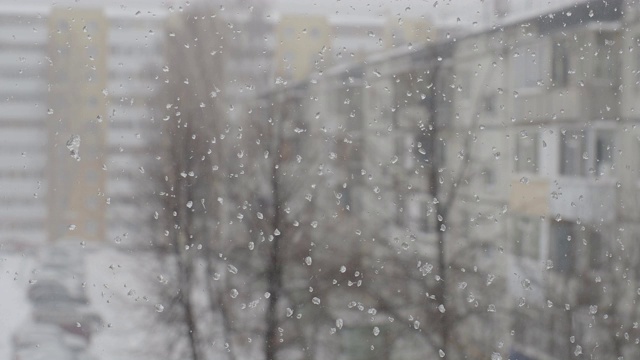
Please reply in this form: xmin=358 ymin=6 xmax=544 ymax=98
xmin=257 ymin=0 xmax=640 ymax=358
xmin=0 ymin=4 xmax=167 ymax=246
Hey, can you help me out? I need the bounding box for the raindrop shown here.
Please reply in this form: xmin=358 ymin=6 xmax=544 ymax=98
xmin=227 ymin=264 xmax=238 ymax=274
xmin=66 ymin=135 xmax=81 ymax=161
xmin=574 ymin=346 xmax=582 ymax=356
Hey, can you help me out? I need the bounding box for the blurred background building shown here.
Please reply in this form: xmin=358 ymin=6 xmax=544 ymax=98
xmin=0 ymin=4 xmax=166 ymax=246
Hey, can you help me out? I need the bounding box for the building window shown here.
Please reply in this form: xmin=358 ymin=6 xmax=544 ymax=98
xmin=595 ymin=129 xmax=615 ymax=177
xmin=482 ymin=167 xmax=496 ymax=189
xmin=513 ymin=42 xmax=546 ymax=89
xmin=512 ymin=216 xmax=540 ymax=260
xmin=559 ymin=129 xmax=586 ymax=176
xmin=482 ymin=93 xmax=496 ymax=113
xmin=551 ymin=40 xmax=569 ymax=87
xmin=515 ymin=131 xmax=538 ymax=173
xmin=595 ymin=33 xmax=615 ymax=79
xmin=550 ymin=221 xmax=575 ymax=274
xmin=549 ymin=221 xmax=604 ymax=274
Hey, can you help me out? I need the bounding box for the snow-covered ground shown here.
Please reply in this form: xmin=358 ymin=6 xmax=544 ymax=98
xmin=0 ymin=245 xmax=165 ymax=360
xmin=0 ymin=252 xmax=35 ymax=360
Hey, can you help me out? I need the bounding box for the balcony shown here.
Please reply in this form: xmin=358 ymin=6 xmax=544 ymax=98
xmin=510 ymin=176 xmax=617 ymax=223
xmin=513 ymin=80 xmax=619 ymax=122
xmin=549 ymin=177 xmax=617 ymax=223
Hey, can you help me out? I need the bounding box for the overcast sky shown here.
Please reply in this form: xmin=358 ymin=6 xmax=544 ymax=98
xmin=0 ymin=0 xmax=485 ymax=25
xmin=4 ymin=0 xmax=573 ymax=27
xmin=270 ymin=0 xmax=485 ymax=24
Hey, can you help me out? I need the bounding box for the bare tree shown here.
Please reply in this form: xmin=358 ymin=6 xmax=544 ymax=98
xmin=143 ymin=7 xmax=231 ymax=360
xmin=357 ymin=43 xmax=506 ymax=360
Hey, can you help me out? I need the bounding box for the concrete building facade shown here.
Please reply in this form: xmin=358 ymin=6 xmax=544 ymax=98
xmin=0 ymin=4 xmax=166 ymax=246
xmin=256 ymin=0 xmax=640 ymax=358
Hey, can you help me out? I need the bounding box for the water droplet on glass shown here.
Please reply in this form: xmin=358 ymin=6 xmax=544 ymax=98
xmin=66 ymin=135 xmax=81 ymax=161
xmin=227 ymin=264 xmax=238 ymax=274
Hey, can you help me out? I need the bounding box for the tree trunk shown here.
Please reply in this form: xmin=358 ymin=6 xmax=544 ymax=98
xmin=264 ymin=108 xmax=285 ymax=360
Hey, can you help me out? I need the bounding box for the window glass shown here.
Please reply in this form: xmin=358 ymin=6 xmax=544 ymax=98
xmin=513 ymin=41 xmax=546 ymax=89
xmin=560 ymin=128 xmax=586 ymax=176
xmin=515 ymin=131 xmax=538 ymax=173
xmin=551 ymin=39 xmax=569 ymax=87
xmin=512 ymin=216 xmax=539 ymax=260
xmin=595 ymin=129 xmax=615 ymax=176
xmin=2 ymin=2 xmax=637 ymax=360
